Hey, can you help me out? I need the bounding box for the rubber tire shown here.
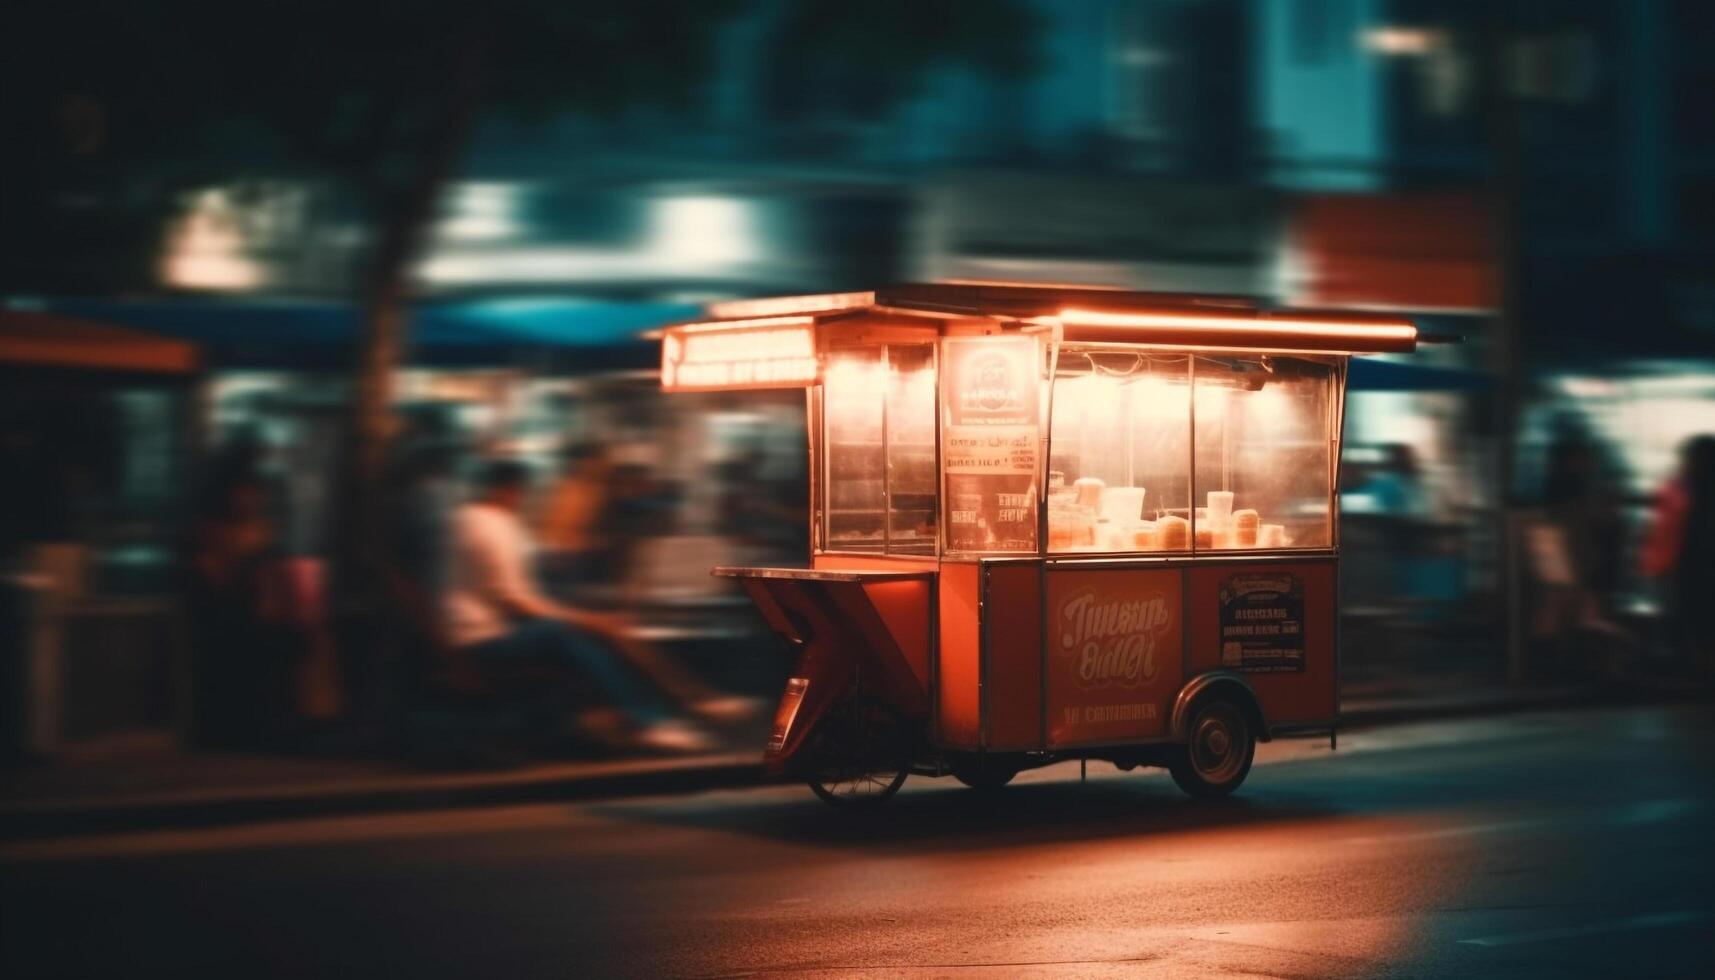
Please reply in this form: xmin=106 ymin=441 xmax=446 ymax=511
xmin=809 ymin=766 xmax=908 ymax=810
xmin=804 ymin=698 xmax=912 ymax=811
xmin=949 ymin=756 xmax=1018 ymax=791
xmin=1168 ymin=697 xmax=1255 ymax=798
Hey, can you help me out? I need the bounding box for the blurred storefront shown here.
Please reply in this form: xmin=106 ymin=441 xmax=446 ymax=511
xmin=917 ymin=170 xmax=1278 ymax=295
xmin=1 ymin=310 xmax=200 ymax=760
xmin=1284 ymin=192 xmax=1500 ymax=621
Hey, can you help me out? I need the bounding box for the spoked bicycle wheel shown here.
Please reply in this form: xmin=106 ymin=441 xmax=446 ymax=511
xmin=805 ymin=697 xmax=912 ymax=810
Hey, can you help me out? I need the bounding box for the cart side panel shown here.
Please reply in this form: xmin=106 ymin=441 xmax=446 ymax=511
xmin=1044 ymin=566 xmax=1183 ymax=748
xmin=937 ymin=560 xmax=981 ymax=748
xmin=817 ymin=581 xmax=931 ymax=717
xmin=1187 ymin=560 xmax=1337 ymax=728
xmin=982 ymin=561 xmax=1044 ymax=751
xmin=861 ymin=579 xmax=933 ymax=698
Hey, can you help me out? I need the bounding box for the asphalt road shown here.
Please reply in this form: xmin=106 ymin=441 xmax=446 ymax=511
xmin=4 ymin=705 xmax=1712 ymax=979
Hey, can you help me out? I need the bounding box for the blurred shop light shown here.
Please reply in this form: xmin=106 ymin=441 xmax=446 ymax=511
xmin=419 ymin=192 xmax=761 ymax=287
xmin=159 ymin=189 xmax=267 ymax=291
xmin=436 ymin=182 xmax=526 ymax=242
xmin=419 ymin=247 xmax=643 ymax=285
xmin=647 ymin=195 xmax=758 ymax=271
xmin=1556 ymin=375 xmax=1620 ymax=400
xmin=706 ymin=291 xmax=874 ymax=321
xmin=1540 ymin=367 xmax=1715 ymax=494
xmin=1361 ymin=27 xmax=1447 ymax=56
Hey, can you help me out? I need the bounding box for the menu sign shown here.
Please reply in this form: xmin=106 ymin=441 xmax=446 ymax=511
xmin=942 ymin=337 xmax=1040 ymax=551
xmin=1218 ymin=573 xmax=1305 ymax=671
xmin=1046 ymin=568 xmax=1181 ymax=745
xmin=661 ymin=320 xmax=819 ymax=391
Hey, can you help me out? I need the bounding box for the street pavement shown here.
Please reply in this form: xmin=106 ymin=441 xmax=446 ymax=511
xmin=3 ymin=705 xmax=1712 ymax=979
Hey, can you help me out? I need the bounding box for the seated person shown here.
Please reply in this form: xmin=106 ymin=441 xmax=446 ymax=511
xmin=444 ymin=461 xmax=749 ymax=752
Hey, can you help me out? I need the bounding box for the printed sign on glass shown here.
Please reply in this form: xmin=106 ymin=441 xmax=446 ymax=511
xmin=939 ymin=338 xmax=1042 ymax=552
xmin=942 ymin=336 xmax=1040 ymax=551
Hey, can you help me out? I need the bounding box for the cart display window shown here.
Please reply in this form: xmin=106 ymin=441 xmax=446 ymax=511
xmin=1047 ymin=350 xmax=1191 ymax=552
xmin=1191 ymin=355 xmax=1336 ymax=550
xmin=885 ymin=345 xmax=938 ymax=553
xmin=1047 ymin=349 xmax=1338 ymax=553
xmin=821 ymin=345 xmax=938 ymax=553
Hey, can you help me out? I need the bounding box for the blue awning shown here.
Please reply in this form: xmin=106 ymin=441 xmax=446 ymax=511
xmin=21 ymin=296 xmax=697 ymax=370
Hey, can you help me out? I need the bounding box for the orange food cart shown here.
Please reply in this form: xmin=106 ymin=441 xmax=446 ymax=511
xmin=660 ymin=283 xmax=1417 ymax=807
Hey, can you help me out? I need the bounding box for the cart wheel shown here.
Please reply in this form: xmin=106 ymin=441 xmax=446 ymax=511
xmin=949 ymin=755 xmax=1018 ymax=791
xmin=1168 ymin=698 xmax=1254 ymax=798
xmin=805 ymin=697 xmax=911 ymax=810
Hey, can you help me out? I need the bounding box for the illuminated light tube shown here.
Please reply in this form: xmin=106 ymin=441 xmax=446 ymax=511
xmin=706 ymin=292 xmax=874 ymax=321
xmin=1056 ymin=307 xmax=1417 ymax=353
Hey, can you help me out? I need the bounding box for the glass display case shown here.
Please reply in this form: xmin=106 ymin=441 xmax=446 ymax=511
xmin=1045 ymin=350 xmax=1339 ymax=554
xmin=821 ymin=344 xmax=938 ymax=553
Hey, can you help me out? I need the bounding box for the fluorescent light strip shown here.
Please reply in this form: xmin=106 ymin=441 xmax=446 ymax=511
xmin=1057 ymin=307 xmax=1417 ymax=344
xmin=706 ymin=292 xmax=874 ymax=321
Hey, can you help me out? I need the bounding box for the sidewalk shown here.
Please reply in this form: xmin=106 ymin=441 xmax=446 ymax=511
xmin=7 ymin=673 xmax=1700 ymax=841
xmin=0 ymin=734 xmax=763 ymax=840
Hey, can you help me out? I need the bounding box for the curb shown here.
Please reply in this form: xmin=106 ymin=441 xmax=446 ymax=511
xmin=0 ymin=753 xmax=765 ymax=842
xmin=1337 ymin=680 xmax=1708 ymax=731
xmin=5 ymin=686 xmax=1703 ymax=841
xmin=1336 ymin=684 xmax=1608 ymax=730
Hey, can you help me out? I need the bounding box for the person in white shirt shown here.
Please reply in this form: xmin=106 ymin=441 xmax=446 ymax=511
xmin=444 ymin=461 xmax=739 ymax=752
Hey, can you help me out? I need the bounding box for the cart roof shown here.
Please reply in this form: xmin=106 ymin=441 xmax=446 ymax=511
xmin=660 ymin=283 xmax=1416 ymax=390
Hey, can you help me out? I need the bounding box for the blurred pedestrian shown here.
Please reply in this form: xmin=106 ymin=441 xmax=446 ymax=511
xmin=186 ymin=439 xmax=295 ymax=747
xmin=537 ymin=443 xmax=612 ymax=594
xmin=599 ymin=457 xmax=682 ymax=585
xmin=1542 ymin=429 xmax=1626 ymax=606
xmin=1642 ymin=435 xmax=1715 ymax=676
xmin=386 ymin=440 xmax=461 ymax=677
xmin=444 ymin=461 xmax=748 ymax=753
xmin=1364 ymin=444 xmax=1431 ymax=519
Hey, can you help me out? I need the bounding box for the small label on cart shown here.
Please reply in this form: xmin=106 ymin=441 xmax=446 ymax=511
xmin=1218 ymin=573 xmax=1305 ymax=671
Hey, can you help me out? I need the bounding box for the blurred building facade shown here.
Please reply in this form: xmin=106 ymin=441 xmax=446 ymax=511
xmin=4 ymin=0 xmax=1713 ymax=753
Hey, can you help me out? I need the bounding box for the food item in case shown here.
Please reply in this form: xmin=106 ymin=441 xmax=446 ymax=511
xmin=1049 ymin=500 xmax=1096 ymax=551
xmin=1206 ymin=490 xmax=1234 ymax=531
xmin=1258 ymin=523 xmax=1286 ymax=548
xmin=1232 ymin=509 xmax=1260 ymax=547
xmin=1132 ymin=521 xmax=1161 ymax=551
xmin=1096 ymin=521 xmax=1131 ymax=551
xmin=1157 ymin=514 xmax=1189 ymax=550
xmin=1073 ymin=477 xmax=1105 ymax=512
xmin=1195 ymin=524 xmax=1215 ymax=551
xmin=1101 ymin=486 xmax=1146 ymax=523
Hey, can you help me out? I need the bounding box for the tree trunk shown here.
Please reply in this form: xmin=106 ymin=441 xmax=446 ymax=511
xmin=335 ymin=37 xmax=488 ymax=714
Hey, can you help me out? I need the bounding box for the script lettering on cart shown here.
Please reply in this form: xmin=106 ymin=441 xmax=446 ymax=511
xmin=1058 ymin=589 xmax=1172 ymax=688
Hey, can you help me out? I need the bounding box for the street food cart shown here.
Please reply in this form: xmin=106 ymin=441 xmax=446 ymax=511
xmin=659 ymin=283 xmax=1417 ymax=807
